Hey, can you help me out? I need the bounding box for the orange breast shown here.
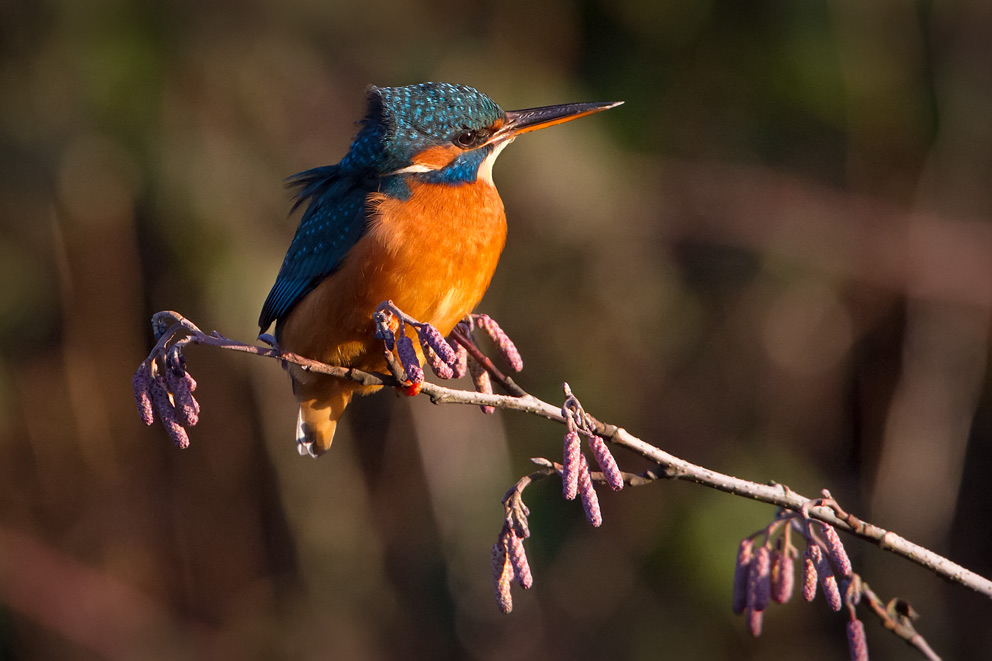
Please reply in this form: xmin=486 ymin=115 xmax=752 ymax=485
xmin=279 ymin=179 xmax=507 ymax=374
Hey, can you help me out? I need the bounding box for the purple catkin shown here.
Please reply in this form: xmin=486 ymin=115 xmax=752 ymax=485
xmin=814 ymin=546 xmax=843 ymax=611
xmin=132 ymin=366 xmax=155 ymax=426
xmin=395 ymin=335 xmax=424 ymax=384
xmin=150 ymin=376 xmax=190 ymax=449
xmin=562 ymin=430 xmax=581 ymax=500
xmin=509 ymin=498 xmax=531 ymax=540
xmin=771 ymin=550 xmax=795 ymax=604
xmin=512 ymin=513 xmax=530 ymax=541
xmin=802 ymin=545 xmax=820 ymax=602
xmin=450 ymin=341 xmax=468 ymax=379
xmin=576 ymin=455 xmax=603 ymax=527
xmin=475 ymin=314 xmax=523 ymax=372
xmin=732 ymin=538 xmax=754 ymax=615
xmin=818 ymin=551 xmax=843 ymax=612
xmin=167 ymin=370 xmax=199 ymax=427
xmin=163 ymin=417 xmax=191 ymax=449
xmin=186 ymin=374 xmax=200 ymax=406
xmin=423 ymin=345 xmax=454 ymax=379
xmin=149 ymin=375 xmax=173 ymax=420
xmin=586 ymin=435 xmax=624 ymax=491
xmin=821 ymin=523 xmax=853 ymax=578
xmin=492 ymin=541 xmax=514 ymax=614
xmin=747 ymin=545 xmax=772 ymax=613
xmin=468 ymin=357 xmax=494 ymax=414
xmin=847 ymin=618 xmax=869 ymax=661
xmin=746 ymin=607 xmax=764 ymax=637
xmin=418 ymin=324 xmax=458 ymax=366
xmin=507 ymin=532 xmax=533 ymax=589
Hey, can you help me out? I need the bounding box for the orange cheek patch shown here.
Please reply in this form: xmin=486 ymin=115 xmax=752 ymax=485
xmin=412 ymin=144 xmax=461 ymax=169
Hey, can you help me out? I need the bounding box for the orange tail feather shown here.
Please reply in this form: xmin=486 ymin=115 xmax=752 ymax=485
xmin=294 ymin=377 xmax=359 ymax=457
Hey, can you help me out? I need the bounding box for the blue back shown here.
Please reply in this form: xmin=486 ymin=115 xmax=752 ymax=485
xmin=259 ymin=83 xmax=507 ymax=332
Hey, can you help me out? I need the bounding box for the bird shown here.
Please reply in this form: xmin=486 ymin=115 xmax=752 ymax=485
xmin=259 ymin=82 xmax=621 ymax=457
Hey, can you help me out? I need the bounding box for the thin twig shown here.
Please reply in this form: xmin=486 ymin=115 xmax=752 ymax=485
xmin=861 ymin=582 xmax=941 ymax=661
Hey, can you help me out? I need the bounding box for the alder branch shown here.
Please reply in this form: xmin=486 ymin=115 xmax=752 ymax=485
xmin=133 ymin=310 xmax=992 ymax=659
xmin=137 ymin=310 xmax=991 ymax=601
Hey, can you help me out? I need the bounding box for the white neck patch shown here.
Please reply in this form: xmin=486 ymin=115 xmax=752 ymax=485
xmin=386 ymin=162 xmax=440 ymax=176
xmin=477 ymin=138 xmax=513 ymax=185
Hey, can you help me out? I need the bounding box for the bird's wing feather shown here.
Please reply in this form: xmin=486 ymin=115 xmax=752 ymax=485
xmin=258 ymin=166 xmax=371 ymax=331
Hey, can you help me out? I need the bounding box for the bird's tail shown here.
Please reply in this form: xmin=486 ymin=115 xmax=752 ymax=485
xmin=294 ymin=377 xmax=358 ymax=457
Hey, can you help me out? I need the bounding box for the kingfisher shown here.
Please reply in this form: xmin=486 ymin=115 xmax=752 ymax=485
xmin=259 ymin=82 xmax=620 ymax=457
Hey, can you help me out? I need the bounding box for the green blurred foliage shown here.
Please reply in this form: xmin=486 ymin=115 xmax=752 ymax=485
xmin=1 ymin=0 xmax=991 ymax=659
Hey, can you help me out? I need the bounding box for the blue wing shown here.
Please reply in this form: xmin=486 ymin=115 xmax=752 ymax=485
xmin=258 ymin=166 xmax=370 ymax=332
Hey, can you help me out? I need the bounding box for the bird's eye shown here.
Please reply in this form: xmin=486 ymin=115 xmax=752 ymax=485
xmin=455 ymin=130 xmax=477 ymax=148
xmin=454 ymin=127 xmax=495 ymax=149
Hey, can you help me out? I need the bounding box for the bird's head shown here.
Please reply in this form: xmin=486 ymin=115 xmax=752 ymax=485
xmin=340 ymin=82 xmax=620 ymax=188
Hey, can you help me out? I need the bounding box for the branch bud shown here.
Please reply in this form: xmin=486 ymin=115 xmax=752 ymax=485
xmin=842 ymin=576 xmax=862 ymax=607
xmin=372 ymin=309 xmax=396 ymax=350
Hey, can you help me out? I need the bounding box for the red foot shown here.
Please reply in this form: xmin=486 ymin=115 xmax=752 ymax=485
xmin=400 ymin=381 xmax=422 ymax=397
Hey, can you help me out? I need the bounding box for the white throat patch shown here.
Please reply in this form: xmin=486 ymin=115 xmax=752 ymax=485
xmin=477 ymin=138 xmax=513 ymax=185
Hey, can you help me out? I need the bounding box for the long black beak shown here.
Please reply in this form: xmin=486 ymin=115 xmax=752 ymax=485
xmin=495 ymin=100 xmax=623 ymax=141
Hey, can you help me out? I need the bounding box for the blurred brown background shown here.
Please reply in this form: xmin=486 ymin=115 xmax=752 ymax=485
xmin=2 ymin=0 xmax=991 ymax=659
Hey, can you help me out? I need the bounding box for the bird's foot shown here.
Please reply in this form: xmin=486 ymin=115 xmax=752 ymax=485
xmin=399 ymin=380 xmax=422 ymax=397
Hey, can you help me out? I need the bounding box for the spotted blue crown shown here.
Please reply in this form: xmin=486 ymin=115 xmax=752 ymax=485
xmin=342 ymin=82 xmax=505 ymax=174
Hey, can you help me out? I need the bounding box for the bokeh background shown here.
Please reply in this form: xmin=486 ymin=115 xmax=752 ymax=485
xmin=2 ymin=0 xmax=991 ymax=659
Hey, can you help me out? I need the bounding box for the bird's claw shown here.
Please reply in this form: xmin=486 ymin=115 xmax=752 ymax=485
xmin=400 ymin=380 xmax=422 ymax=397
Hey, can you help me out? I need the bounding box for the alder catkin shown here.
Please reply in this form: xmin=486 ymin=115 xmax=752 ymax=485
xmin=732 ymin=538 xmax=754 ymax=615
